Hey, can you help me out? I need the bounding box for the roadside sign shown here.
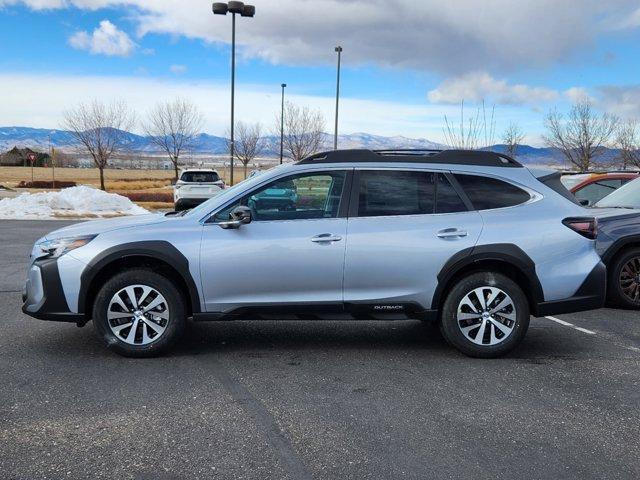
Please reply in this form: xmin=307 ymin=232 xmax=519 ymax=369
xmin=27 ymin=153 xmax=37 ymax=183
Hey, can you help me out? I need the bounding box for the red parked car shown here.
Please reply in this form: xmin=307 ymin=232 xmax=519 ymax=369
xmin=561 ymin=172 xmax=640 ymax=206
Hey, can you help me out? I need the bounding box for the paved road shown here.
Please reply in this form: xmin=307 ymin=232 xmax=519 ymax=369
xmin=1 ymin=220 xmax=639 ymax=480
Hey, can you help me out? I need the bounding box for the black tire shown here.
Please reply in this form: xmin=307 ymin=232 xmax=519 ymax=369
xmin=440 ymin=272 xmax=530 ymax=358
xmin=93 ymin=269 xmax=186 ymax=357
xmin=607 ymin=248 xmax=640 ymax=309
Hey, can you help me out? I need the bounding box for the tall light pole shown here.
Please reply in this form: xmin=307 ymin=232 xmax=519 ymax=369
xmin=212 ymin=1 xmax=255 ymax=185
xmin=280 ymin=83 xmax=286 ymax=164
xmin=334 ymin=46 xmax=342 ymax=151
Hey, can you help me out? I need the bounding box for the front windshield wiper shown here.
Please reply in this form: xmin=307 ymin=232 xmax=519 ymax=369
xmin=164 ymin=209 xmax=192 ymax=217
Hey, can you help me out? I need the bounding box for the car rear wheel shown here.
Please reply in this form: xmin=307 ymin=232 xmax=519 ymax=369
xmin=93 ymin=269 xmax=186 ymax=357
xmin=440 ymin=272 xmax=530 ymax=358
xmin=608 ymin=248 xmax=640 ymax=309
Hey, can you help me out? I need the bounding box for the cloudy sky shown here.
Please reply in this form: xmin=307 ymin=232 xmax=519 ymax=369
xmin=1 ymin=0 xmax=640 ymax=145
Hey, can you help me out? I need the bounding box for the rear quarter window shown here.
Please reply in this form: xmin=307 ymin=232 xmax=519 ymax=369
xmin=454 ymin=174 xmax=531 ymax=210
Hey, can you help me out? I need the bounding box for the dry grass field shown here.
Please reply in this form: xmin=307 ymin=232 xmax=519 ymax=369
xmin=0 ymin=165 xmax=251 ymax=188
xmin=0 ymin=166 xmax=175 ymax=189
xmin=0 ymin=165 xmax=254 ymax=210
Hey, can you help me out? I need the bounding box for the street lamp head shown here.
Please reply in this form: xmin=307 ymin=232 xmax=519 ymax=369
xmin=335 ymin=46 xmax=343 ymax=53
xmin=227 ymin=1 xmax=245 ymax=13
xmin=212 ymin=2 xmax=228 ymax=14
xmin=281 ymin=83 xmax=287 ymax=88
xmin=241 ymin=4 xmax=255 ymax=17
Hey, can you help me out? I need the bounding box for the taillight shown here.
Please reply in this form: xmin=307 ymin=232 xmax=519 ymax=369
xmin=563 ymin=217 xmax=598 ymax=240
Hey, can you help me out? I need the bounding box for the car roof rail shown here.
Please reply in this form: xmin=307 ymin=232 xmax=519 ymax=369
xmin=560 ymin=170 xmax=640 ymax=175
xmin=373 ymin=149 xmax=443 ymax=156
xmin=297 ymin=149 xmax=523 ymax=168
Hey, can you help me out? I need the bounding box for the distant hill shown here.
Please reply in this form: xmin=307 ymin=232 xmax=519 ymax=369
xmin=0 ymin=126 xmax=444 ymax=155
xmin=0 ymin=126 xmax=621 ymax=167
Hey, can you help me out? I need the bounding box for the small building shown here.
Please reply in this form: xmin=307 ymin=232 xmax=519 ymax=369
xmin=0 ymin=147 xmax=50 ymax=167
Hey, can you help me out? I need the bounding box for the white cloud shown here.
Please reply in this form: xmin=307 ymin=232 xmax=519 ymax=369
xmin=3 ymin=0 xmax=640 ymax=73
xmin=69 ymin=20 xmax=135 ymax=57
xmin=428 ymin=72 xmax=559 ymax=106
xmin=169 ymin=64 xmax=187 ymax=75
xmin=0 ymin=0 xmax=65 ymax=8
xmin=596 ymin=85 xmax=640 ymax=119
xmin=0 ymin=72 xmax=472 ymax=140
xmin=564 ymin=87 xmax=593 ymax=104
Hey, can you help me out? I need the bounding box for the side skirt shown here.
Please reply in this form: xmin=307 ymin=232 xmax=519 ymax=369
xmin=192 ymin=303 xmax=438 ymax=322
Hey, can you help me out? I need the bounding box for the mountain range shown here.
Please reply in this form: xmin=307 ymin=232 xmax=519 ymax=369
xmin=0 ymin=126 xmax=620 ymax=166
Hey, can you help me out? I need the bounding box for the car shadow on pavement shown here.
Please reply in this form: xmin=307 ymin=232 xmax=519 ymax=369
xmin=17 ymin=317 xmax=599 ymax=362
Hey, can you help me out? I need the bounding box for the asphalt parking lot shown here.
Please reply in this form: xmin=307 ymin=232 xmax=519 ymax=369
xmin=1 ymin=220 xmax=640 ymax=480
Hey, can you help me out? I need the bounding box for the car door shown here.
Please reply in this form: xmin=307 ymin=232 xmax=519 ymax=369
xmin=199 ymin=169 xmax=351 ymax=312
xmin=343 ymin=169 xmax=483 ymax=311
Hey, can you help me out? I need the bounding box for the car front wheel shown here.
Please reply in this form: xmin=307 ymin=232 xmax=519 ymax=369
xmin=440 ymin=272 xmax=530 ymax=358
xmin=93 ymin=269 xmax=186 ymax=357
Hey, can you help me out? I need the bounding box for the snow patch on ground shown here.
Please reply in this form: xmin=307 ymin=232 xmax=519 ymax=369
xmin=0 ymin=186 xmax=148 ymax=219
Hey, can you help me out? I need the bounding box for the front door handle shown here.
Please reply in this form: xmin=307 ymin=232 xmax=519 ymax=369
xmin=437 ymin=228 xmax=468 ymax=239
xmin=311 ymin=233 xmax=343 ymax=243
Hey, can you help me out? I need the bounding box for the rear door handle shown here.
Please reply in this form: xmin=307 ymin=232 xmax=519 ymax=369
xmin=437 ymin=228 xmax=468 ymax=239
xmin=311 ymin=233 xmax=343 ymax=243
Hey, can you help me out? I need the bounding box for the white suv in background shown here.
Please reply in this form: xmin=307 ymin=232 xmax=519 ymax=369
xmin=174 ymin=169 xmax=225 ymax=211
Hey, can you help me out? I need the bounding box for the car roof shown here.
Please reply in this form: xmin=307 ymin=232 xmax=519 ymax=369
xmin=570 ymin=172 xmax=640 ymax=192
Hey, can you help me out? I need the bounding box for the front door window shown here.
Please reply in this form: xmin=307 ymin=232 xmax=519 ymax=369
xmin=215 ymin=171 xmax=347 ymax=222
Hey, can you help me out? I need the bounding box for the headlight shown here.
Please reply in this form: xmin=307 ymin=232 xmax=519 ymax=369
xmin=38 ymin=235 xmax=96 ymax=258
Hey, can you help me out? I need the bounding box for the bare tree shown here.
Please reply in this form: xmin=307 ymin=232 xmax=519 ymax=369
xmin=616 ymin=119 xmax=640 ymax=169
xmin=543 ymin=98 xmax=618 ymax=172
xmin=63 ymin=100 xmax=135 ymax=190
xmin=275 ymin=101 xmax=326 ymax=161
xmin=143 ymin=98 xmax=204 ymax=181
xmin=443 ymin=100 xmax=496 ymax=150
xmin=226 ymin=122 xmax=265 ymax=178
xmin=502 ymin=122 xmax=525 ymax=157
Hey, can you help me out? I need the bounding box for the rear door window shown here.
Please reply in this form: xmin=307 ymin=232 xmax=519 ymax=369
xmin=454 ymin=174 xmax=530 ymax=210
xmin=355 ymin=170 xmax=468 ymax=217
xmin=435 ymin=173 xmax=467 ymax=214
xmin=357 ymin=170 xmax=434 ymax=217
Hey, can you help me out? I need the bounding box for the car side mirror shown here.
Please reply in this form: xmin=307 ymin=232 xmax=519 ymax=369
xmin=579 ymin=199 xmax=590 ymax=206
xmin=218 ymin=205 xmax=252 ymax=229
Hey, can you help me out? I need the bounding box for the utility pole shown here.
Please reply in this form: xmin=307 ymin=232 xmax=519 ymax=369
xmin=334 ymin=46 xmax=343 ymax=150
xmin=213 ymin=1 xmax=256 ymax=185
xmin=280 ymin=83 xmax=286 ymax=164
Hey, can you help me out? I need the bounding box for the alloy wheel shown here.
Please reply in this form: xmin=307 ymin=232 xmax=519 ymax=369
xmin=457 ymin=286 xmax=517 ymax=346
xmin=620 ymin=256 xmax=640 ymax=304
xmin=107 ymin=285 xmax=170 ymax=345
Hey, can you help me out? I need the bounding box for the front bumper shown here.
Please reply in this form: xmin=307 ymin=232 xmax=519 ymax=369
xmin=22 ymin=258 xmax=84 ymax=323
xmin=534 ymin=261 xmax=606 ymax=317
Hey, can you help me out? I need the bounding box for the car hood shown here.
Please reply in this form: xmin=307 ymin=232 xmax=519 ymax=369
xmin=43 ymin=213 xmax=169 ymax=240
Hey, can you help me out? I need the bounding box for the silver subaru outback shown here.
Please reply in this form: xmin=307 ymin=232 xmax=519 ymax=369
xmin=22 ymin=149 xmax=606 ymax=358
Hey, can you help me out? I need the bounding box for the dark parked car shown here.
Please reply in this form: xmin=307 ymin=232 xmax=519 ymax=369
xmin=593 ymin=178 xmax=640 ymax=308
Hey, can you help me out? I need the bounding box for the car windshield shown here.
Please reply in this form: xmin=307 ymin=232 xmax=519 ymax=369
xmin=180 ymin=171 xmax=220 ymax=183
xmin=595 ymin=177 xmax=640 ymax=208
